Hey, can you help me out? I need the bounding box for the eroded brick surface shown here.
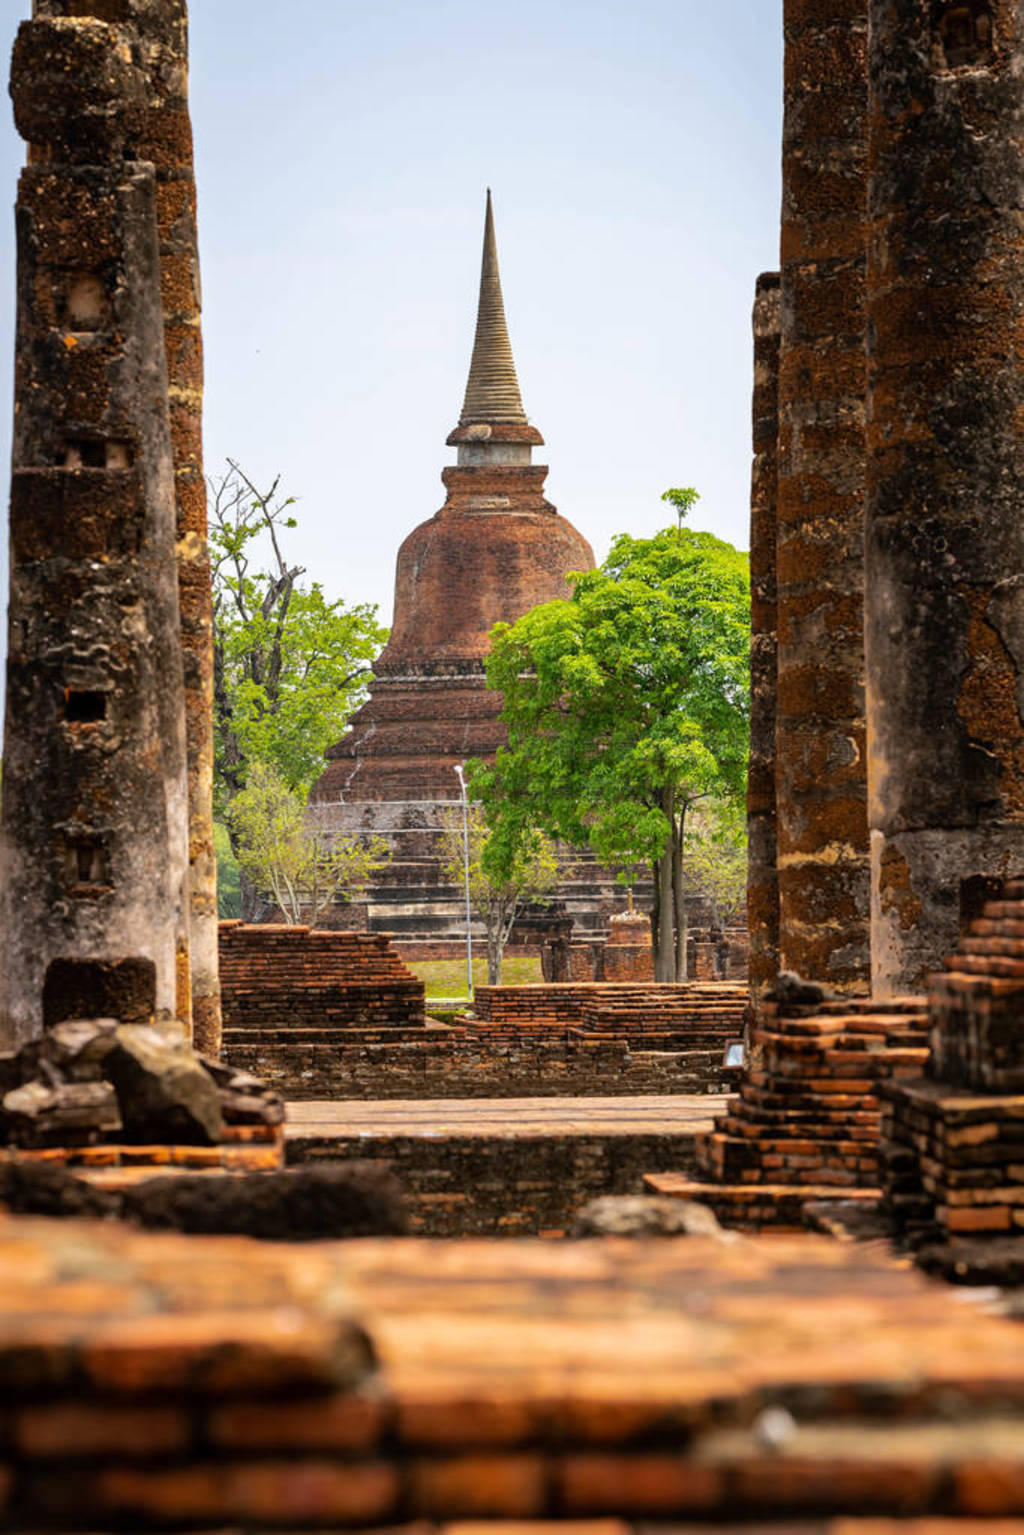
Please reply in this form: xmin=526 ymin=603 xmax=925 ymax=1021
xmin=681 ymin=993 xmax=929 ymax=1229
xmin=865 ymin=0 xmax=1024 ymax=993
xmin=1 ymin=1219 xmax=1024 ymax=1526
xmin=285 ymin=1096 xmax=720 ymax=1236
xmin=882 ymin=880 xmax=1024 ymax=1261
xmin=748 ymin=272 xmax=781 ymax=1009
xmin=775 ymin=0 xmax=871 ymax=994
xmin=223 ymin=971 xmax=746 ymax=1102
xmin=0 ymin=9 xmax=191 ymax=1045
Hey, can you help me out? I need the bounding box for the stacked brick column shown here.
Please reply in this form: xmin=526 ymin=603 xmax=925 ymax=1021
xmin=0 ymin=13 xmax=190 ymax=1043
xmin=775 ymin=0 xmax=871 ymax=993
xmin=677 ymin=991 xmax=929 ymax=1229
xmin=746 ymin=272 xmax=781 ymax=1009
xmin=865 ymin=0 xmax=1024 ymax=994
xmin=881 ymin=880 xmax=1024 ymax=1253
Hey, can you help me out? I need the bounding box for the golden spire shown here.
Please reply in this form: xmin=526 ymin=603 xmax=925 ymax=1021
xmin=459 ymin=190 xmax=528 ymax=426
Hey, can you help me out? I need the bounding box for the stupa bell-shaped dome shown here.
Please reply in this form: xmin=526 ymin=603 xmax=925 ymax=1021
xmin=313 ymin=191 xmax=594 ymax=805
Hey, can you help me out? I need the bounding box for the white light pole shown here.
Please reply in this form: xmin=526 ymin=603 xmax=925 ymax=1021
xmin=453 ymin=763 xmax=474 ymax=1001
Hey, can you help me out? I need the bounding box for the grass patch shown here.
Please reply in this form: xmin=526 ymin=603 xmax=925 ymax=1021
xmin=409 ymin=955 xmax=543 ymax=999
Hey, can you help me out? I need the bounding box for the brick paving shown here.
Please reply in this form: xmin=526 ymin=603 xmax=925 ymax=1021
xmin=285 ymin=1094 xmax=728 ymax=1140
xmin=2 ymin=1215 xmax=1024 ymax=1526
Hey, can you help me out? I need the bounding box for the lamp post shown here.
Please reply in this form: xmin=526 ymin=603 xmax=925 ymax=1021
xmin=453 ymin=763 xmax=474 ymax=1001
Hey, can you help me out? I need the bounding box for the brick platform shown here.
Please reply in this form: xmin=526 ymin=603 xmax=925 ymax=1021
xmin=285 ymin=1095 xmax=723 ymax=1235
xmin=225 ymin=982 xmax=747 ymax=1101
xmin=652 ymin=995 xmax=930 ymax=1230
xmin=219 ymin=922 xmax=426 ymax=1033
xmin=473 ymin=981 xmax=746 ymax=1029
xmin=2 ymin=1216 xmax=1024 ymax=1527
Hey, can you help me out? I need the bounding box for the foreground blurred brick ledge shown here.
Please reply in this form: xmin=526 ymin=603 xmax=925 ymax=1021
xmin=1 ymin=1134 xmax=283 ymax=1188
xmin=2 ymin=1218 xmax=1024 ymax=1527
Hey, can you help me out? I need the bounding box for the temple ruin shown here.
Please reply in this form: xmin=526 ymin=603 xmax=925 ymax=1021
xmin=673 ymin=0 xmax=1024 ymax=1265
xmin=4 ymin=1 xmax=1024 ymax=1526
xmin=309 ymin=193 xmax=646 ymax=944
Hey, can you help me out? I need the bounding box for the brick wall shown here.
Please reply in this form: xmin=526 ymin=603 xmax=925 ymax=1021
xmin=219 ymin=923 xmax=425 ymax=1031
xmin=286 ymin=1127 xmax=703 ymax=1236
xmin=473 ymin=982 xmax=747 ymax=1029
xmin=225 ymin=1028 xmax=739 ymax=1101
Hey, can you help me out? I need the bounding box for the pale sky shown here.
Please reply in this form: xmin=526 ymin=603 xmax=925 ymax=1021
xmin=0 ymin=0 xmax=783 ymax=636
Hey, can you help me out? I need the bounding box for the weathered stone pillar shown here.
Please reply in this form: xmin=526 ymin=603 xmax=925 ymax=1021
xmin=747 ymin=272 xmax=781 ymax=1009
xmin=775 ymin=0 xmax=871 ymax=994
xmin=0 ymin=14 xmax=190 ymax=1046
xmin=34 ymin=0 xmax=221 ymax=1052
xmin=865 ymin=0 xmax=1024 ymax=994
xmin=140 ymin=1 xmax=219 ymax=1053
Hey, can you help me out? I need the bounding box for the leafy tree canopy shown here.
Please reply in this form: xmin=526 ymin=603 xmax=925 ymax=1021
xmin=211 ymin=462 xmax=388 ymax=814
xmin=684 ymin=798 xmax=748 ymax=930
xmin=229 ymin=761 xmax=386 ymax=926
xmin=473 ymin=494 xmax=749 ymax=979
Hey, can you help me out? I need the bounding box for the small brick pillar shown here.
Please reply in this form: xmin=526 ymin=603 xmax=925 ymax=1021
xmin=865 ymin=0 xmax=1024 ymax=993
xmin=0 ymin=13 xmax=190 ymax=1045
xmin=746 ymin=272 xmax=781 ymax=1010
xmin=602 ymin=913 xmax=654 ymax=982
xmin=775 ymin=0 xmax=871 ymax=993
xmin=880 ymin=880 xmax=1024 ymax=1250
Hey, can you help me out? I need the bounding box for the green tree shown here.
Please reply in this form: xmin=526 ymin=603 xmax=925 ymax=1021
xmin=474 ymin=492 xmax=750 ymax=981
xmin=213 ymin=820 xmax=241 ymax=919
xmin=210 ymin=462 xmax=387 ymax=819
xmin=439 ymin=805 xmax=558 ymax=985
xmin=229 ymin=761 xmax=386 ymax=926
xmin=684 ymin=800 xmax=748 ymax=931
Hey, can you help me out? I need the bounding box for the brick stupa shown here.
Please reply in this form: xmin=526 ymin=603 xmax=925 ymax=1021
xmin=309 ymin=193 xmax=611 ymax=937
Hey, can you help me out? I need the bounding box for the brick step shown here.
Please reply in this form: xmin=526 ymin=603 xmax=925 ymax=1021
xmin=756 ymin=1034 xmax=929 ymax=1061
xmin=223 ymin=1028 xmax=439 ymax=1047
xmin=718 ymin=1114 xmax=878 ymax=1142
xmin=763 ymin=1016 xmax=928 ymax=1043
xmin=956 ymin=934 xmax=1024 ymax=960
xmin=644 ymin=1170 xmax=881 ymax=1231
xmin=805 ymin=996 xmax=925 ymax=1017
xmin=943 ymin=954 xmax=1024 ymax=979
xmin=712 ymin=1129 xmax=876 ymax=1157
xmin=968 ymin=915 xmax=1024 ymax=939
xmin=699 ymin=1127 xmax=876 ymax=1165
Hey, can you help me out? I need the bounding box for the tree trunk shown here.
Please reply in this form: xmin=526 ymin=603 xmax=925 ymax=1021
xmin=654 ymin=846 xmax=676 ymax=981
xmin=487 ymin=936 xmax=502 ymax=986
xmin=240 ymin=869 xmax=260 ymax=923
xmin=672 ymin=807 xmax=688 ymax=980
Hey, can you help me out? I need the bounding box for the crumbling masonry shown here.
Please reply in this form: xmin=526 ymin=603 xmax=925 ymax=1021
xmin=703 ymin=0 xmax=1024 ymax=1248
xmin=865 ymin=0 xmax=1024 ymax=995
xmin=745 ymin=272 xmax=781 ymax=1006
xmin=0 ymin=8 xmax=194 ymax=1045
xmin=774 ymin=0 xmax=872 ymax=996
xmin=0 ymin=0 xmax=219 ymax=1054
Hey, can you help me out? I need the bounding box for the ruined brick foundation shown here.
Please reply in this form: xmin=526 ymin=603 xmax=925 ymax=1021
xmin=224 ymin=972 xmax=746 ymax=1102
